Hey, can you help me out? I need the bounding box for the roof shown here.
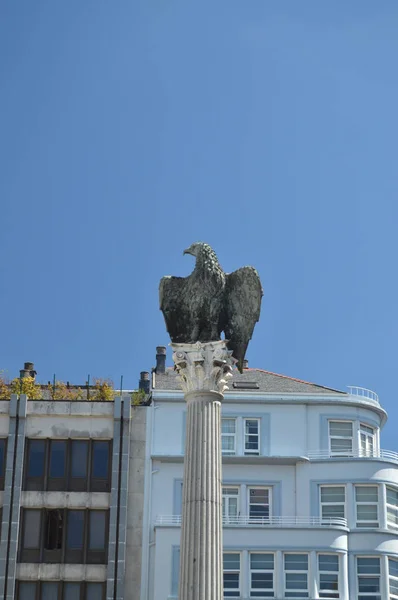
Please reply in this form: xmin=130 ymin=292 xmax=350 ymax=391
xmin=153 ymin=367 xmax=346 ymax=395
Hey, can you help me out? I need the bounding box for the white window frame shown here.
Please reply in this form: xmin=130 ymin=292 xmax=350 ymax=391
xmin=328 ymin=420 xmax=354 ymax=457
xmin=355 ymin=485 xmax=379 ymax=528
xmin=248 ymin=486 xmax=272 ymax=522
xmin=357 ymin=556 xmax=381 ymax=600
xmin=223 ymin=552 xmax=240 ymax=598
xmin=389 ymin=557 xmax=398 ymax=600
xmin=249 ymin=552 xmax=274 ymax=598
xmin=284 ymin=552 xmax=309 ymax=598
xmin=244 ymin=418 xmax=260 ymax=456
xmin=318 ymin=553 xmax=340 ymax=599
xmin=386 ymin=486 xmax=398 ymax=530
xmin=320 ymin=485 xmax=346 ymax=522
xmin=359 ymin=423 xmax=375 ymax=457
xmin=221 ymin=418 xmax=237 ymax=456
xmin=222 ymin=487 xmax=239 ymax=523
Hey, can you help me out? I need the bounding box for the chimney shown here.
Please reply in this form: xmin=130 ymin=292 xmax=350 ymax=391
xmin=139 ymin=371 xmax=150 ymax=394
xmin=20 ymin=362 xmax=37 ymax=379
xmin=156 ymin=346 xmax=167 ymax=373
xmin=242 ymin=359 xmax=249 ymax=369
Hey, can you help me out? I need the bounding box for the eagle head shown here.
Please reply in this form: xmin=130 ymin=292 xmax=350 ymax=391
xmin=183 ymin=242 xmax=205 ymax=257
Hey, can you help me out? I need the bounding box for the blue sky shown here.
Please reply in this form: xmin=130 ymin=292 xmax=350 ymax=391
xmin=1 ymin=2 xmax=398 ymax=447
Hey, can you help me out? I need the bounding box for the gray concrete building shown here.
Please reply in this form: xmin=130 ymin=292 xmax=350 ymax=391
xmin=0 ymin=370 xmax=148 ymax=600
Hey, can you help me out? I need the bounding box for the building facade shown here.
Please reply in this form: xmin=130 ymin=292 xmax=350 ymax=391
xmin=143 ymin=358 xmax=398 ymax=600
xmin=0 ymin=393 xmax=147 ymax=600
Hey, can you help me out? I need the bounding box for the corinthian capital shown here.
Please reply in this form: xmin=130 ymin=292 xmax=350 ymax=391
xmin=171 ymin=340 xmax=235 ymax=394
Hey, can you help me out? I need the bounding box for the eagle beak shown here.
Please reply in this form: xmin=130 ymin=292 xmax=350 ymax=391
xmin=183 ymin=248 xmax=191 ymax=256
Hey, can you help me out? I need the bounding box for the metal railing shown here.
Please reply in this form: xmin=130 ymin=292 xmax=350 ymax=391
xmin=308 ymin=448 xmax=398 ymax=463
xmin=347 ymin=385 xmax=379 ymax=404
xmin=156 ymin=515 xmax=348 ymax=528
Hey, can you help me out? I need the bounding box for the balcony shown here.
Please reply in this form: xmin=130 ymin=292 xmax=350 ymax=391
xmin=308 ymin=448 xmax=398 ymax=464
xmin=155 ymin=515 xmax=348 ymax=529
xmin=347 ymin=385 xmax=379 ymax=405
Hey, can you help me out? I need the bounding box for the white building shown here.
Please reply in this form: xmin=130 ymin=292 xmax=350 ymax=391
xmin=143 ymin=355 xmax=398 ymax=600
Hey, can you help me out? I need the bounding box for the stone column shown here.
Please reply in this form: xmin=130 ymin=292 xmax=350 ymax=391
xmin=172 ymin=341 xmax=235 ymax=600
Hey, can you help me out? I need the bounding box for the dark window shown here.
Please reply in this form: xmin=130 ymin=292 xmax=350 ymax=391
xmin=0 ymin=438 xmax=6 ymax=490
xmin=41 ymin=582 xmax=59 ymax=600
xmin=20 ymin=509 xmax=42 ymax=562
xmin=25 ymin=440 xmax=46 ymax=490
xmin=63 ymin=583 xmax=80 ymax=600
xmin=43 ymin=510 xmax=63 ymax=563
xmin=232 ymin=381 xmax=260 ymax=389
xmin=70 ymin=441 xmax=89 ymax=491
xmin=88 ymin=511 xmax=107 ymax=564
xmin=66 ymin=510 xmax=85 ymax=563
xmin=18 ymin=582 xmax=36 ymax=600
xmin=86 ymin=583 xmax=104 ymax=600
xmin=23 ymin=439 xmax=111 ymax=492
xmin=48 ymin=441 xmax=66 ymax=491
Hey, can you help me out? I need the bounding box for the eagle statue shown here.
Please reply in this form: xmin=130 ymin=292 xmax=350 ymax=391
xmin=159 ymin=242 xmax=263 ymax=372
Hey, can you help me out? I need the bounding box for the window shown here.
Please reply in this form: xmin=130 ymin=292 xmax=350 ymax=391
xmin=250 ymin=553 xmax=274 ymax=598
xmin=355 ymin=486 xmax=379 ymax=528
xmin=387 ymin=487 xmax=398 ymax=530
xmin=23 ymin=439 xmax=112 ymax=492
xmin=329 ymin=421 xmax=353 ymax=456
xmin=248 ymin=487 xmax=271 ymax=521
xmin=389 ymin=557 xmax=398 ymax=600
xmin=357 ymin=557 xmax=381 ymax=599
xmin=221 ymin=419 xmax=236 ymax=455
xmin=222 ymin=487 xmax=239 ymax=523
xmin=318 ymin=554 xmax=339 ymax=598
xmin=0 ymin=438 xmax=7 ymax=490
xmin=284 ymin=553 xmax=309 ymax=598
xmin=244 ymin=419 xmax=260 ymax=455
xmin=320 ymin=486 xmax=345 ymax=521
xmin=223 ymin=553 xmax=240 ymax=597
xmin=359 ymin=424 xmax=375 ymax=456
xmin=16 ymin=582 xmax=106 ymax=600
xmin=19 ymin=509 xmax=109 ymax=564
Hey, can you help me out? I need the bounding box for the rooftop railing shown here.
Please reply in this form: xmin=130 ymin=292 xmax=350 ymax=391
xmin=308 ymin=448 xmax=398 ymax=463
xmin=347 ymin=385 xmax=379 ymax=404
xmin=156 ymin=515 xmax=348 ymax=528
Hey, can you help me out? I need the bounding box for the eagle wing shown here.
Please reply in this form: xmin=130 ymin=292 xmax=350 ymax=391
xmin=159 ymin=276 xmax=190 ymax=343
xmin=224 ymin=267 xmax=263 ymax=372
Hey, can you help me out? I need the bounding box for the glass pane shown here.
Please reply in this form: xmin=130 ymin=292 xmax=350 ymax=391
xmin=319 ymin=554 xmax=339 ymax=571
xmin=222 ymin=419 xmax=236 ymax=433
xmin=223 ymin=487 xmax=239 ymax=496
xmin=250 ymin=489 xmax=269 ymax=503
xmin=49 ymin=441 xmax=66 ymax=478
xmin=23 ymin=510 xmax=41 ymax=548
xmin=19 ymin=582 xmax=36 ymax=600
xmin=92 ymin=441 xmax=109 ymax=478
xmin=223 ymin=553 xmax=240 ymax=570
xmin=67 ymin=511 xmax=84 ymax=549
xmin=321 ymin=487 xmax=345 ymax=502
xmin=330 ymin=438 xmax=353 ymax=452
xmin=329 ymin=421 xmax=353 ymax=436
xmin=89 ymin=511 xmax=106 ymax=549
xmin=387 ymin=506 xmax=398 ymax=525
xmin=286 ymin=573 xmax=308 ymax=588
xmin=358 ymin=577 xmax=380 ymax=592
xmin=320 ymin=573 xmax=338 ymax=589
xmin=251 ymin=553 xmax=274 ymax=569
xmin=356 ymin=487 xmax=378 ymax=502
xmin=360 ymin=424 xmax=374 ymax=435
xmin=86 ymin=583 xmax=103 ymax=600
xmin=227 ymin=498 xmax=238 ymax=517
xmin=358 ymin=557 xmax=380 ymax=574
xmin=387 ymin=488 xmax=398 ymax=506
xmin=322 ymin=505 xmax=345 ymax=518
xmin=245 ymin=420 xmax=258 ymax=434
xmin=390 ymin=558 xmax=398 ymax=577
xmin=64 ymin=583 xmax=81 ymax=600
xmin=285 ymin=554 xmax=308 ymax=570
xmin=357 ymin=505 xmax=378 ymax=521
xmin=41 ymin=582 xmax=58 ymax=600
xmin=71 ymin=440 xmax=88 ymax=477
xmin=0 ymin=439 xmax=5 ymax=476
xmin=251 ymin=572 xmax=273 ymax=588
xmin=27 ymin=440 xmax=45 ymax=477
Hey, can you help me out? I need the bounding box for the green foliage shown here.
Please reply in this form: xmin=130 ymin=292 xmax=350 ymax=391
xmin=131 ymin=389 xmax=146 ymax=406
xmin=0 ymin=371 xmax=10 ymax=400
xmin=90 ymin=378 xmax=115 ymax=401
xmin=10 ymin=376 xmax=43 ymax=399
xmin=47 ymin=381 xmax=85 ymax=401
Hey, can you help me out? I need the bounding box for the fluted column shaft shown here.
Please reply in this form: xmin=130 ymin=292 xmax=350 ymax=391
xmin=179 ymin=390 xmax=223 ymax=600
xmin=171 ymin=340 xmax=234 ymax=600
